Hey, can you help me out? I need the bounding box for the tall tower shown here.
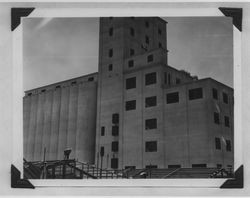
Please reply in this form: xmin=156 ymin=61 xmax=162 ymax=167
xmin=96 ymin=17 xmax=168 ymax=169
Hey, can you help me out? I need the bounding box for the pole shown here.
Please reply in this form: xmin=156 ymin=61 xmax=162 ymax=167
xmin=43 ymin=147 xmax=46 ymax=179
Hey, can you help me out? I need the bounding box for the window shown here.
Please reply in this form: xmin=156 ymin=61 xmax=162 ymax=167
xmin=168 ymin=165 xmax=181 ymax=168
xmin=41 ymin=89 xmax=46 ymax=93
xmin=145 ymin=96 xmax=157 ymax=108
xmin=145 ymin=165 xmax=158 ymax=169
xmin=101 ymin=127 xmax=105 ymax=136
xmin=213 ymin=88 xmax=218 ymax=99
xmin=145 ymin=36 xmax=149 ymax=44
xmin=158 ymin=28 xmax=162 ymax=35
xmin=109 ymin=27 xmax=113 ymax=36
xmin=56 ymin=85 xmax=61 ymax=89
xmin=112 ymin=113 xmax=119 ymax=124
xmin=167 ymin=92 xmax=179 ymax=104
xmin=126 ymin=77 xmax=136 ymax=89
xmin=28 ymin=93 xmax=32 ymax=96
xmin=214 ymin=112 xmax=220 ymax=124
xmin=88 ymin=77 xmax=94 ymax=81
xmin=147 ymin=54 xmax=153 ymax=62
xmin=145 ymin=118 xmax=157 ymax=130
xmin=223 ymin=92 xmax=228 ymax=104
xmin=224 ymin=116 xmax=230 ymax=127
xmin=125 ymin=100 xmax=136 ymax=111
xmin=128 ymin=60 xmax=134 ymax=68
xmin=145 ymin=141 xmax=157 ymax=152
xmin=112 ymin=141 xmax=119 ymax=152
xmin=100 ymin=146 xmax=104 ymax=157
xmin=189 ymin=88 xmax=203 ymax=100
xmin=145 ymin=72 xmax=156 ymax=85
xmin=111 ymin=158 xmax=118 ymax=169
xmin=112 ymin=126 xmax=119 ymax=136
xmin=130 ymin=27 xmax=135 ymax=36
xmin=168 ymin=73 xmax=171 ymax=85
xmin=215 ymin=137 xmax=221 ymax=150
xmin=71 ymin=81 xmax=77 ymax=85
xmin=108 ymin=64 xmax=113 ymax=71
xmin=226 ymin=140 xmax=231 ymax=151
xmin=176 ymin=78 xmax=181 ymax=84
xmin=192 ymin=164 xmax=207 ymax=168
xmin=145 ymin=21 xmax=149 ymax=28
xmin=130 ymin=49 xmax=135 ymax=56
xmin=159 ymin=42 xmax=162 ymax=48
xmin=109 ymin=49 xmax=113 ymax=57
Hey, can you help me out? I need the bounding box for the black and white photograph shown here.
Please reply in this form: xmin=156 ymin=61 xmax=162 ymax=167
xmin=22 ymin=16 xmax=234 ymax=179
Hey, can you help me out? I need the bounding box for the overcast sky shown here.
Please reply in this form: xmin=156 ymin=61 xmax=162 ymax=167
xmin=23 ymin=17 xmax=233 ymax=91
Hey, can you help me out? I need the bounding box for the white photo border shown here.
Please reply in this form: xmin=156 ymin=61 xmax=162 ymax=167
xmin=12 ymin=6 xmax=242 ymax=188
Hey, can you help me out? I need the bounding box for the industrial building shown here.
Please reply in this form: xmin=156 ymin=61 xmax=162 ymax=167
xmin=23 ymin=17 xmax=234 ymax=177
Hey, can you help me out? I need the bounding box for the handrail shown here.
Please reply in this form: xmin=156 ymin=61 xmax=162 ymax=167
xmin=163 ymin=168 xmax=181 ymax=178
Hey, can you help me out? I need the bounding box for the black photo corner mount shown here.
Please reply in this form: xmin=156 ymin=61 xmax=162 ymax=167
xmin=11 ymin=164 xmax=35 ymax=189
xmin=219 ymin=7 xmax=242 ymax=32
xmin=220 ymin=165 xmax=243 ymax=188
xmin=11 ymin=7 xmax=35 ymax=31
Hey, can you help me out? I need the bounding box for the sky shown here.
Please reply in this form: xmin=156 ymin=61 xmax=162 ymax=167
xmin=23 ymin=17 xmax=233 ymax=91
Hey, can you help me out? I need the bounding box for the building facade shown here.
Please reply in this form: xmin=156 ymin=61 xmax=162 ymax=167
xmin=23 ymin=17 xmax=233 ymax=170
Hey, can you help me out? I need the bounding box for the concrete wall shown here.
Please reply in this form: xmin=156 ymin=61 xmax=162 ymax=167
xmin=23 ymin=74 xmax=97 ymax=163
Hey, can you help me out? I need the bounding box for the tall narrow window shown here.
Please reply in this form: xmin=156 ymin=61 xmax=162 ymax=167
xmin=145 ymin=118 xmax=157 ymax=130
xmin=126 ymin=77 xmax=136 ymax=89
xmin=109 ymin=27 xmax=113 ymax=36
xmin=111 ymin=158 xmax=118 ymax=169
xmin=214 ymin=112 xmax=220 ymax=124
xmin=101 ymin=127 xmax=105 ymax=136
xmin=215 ymin=137 xmax=221 ymax=150
xmin=159 ymin=42 xmax=162 ymax=48
xmin=128 ymin=60 xmax=134 ymax=68
xmin=111 ymin=141 xmax=119 ymax=152
xmin=224 ymin=116 xmax=230 ymax=127
xmin=158 ymin=28 xmax=162 ymax=35
xmin=130 ymin=49 xmax=135 ymax=56
xmin=109 ymin=49 xmax=113 ymax=57
xmin=189 ymin=88 xmax=203 ymax=100
xmin=145 ymin=141 xmax=157 ymax=152
xmin=130 ymin=27 xmax=135 ymax=36
xmin=226 ymin=140 xmax=231 ymax=151
xmin=145 ymin=96 xmax=157 ymax=108
xmin=112 ymin=126 xmax=119 ymax=136
xmin=145 ymin=72 xmax=156 ymax=85
xmin=147 ymin=54 xmax=153 ymax=62
xmin=213 ymin=88 xmax=218 ymax=99
xmin=223 ymin=92 xmax=228 ymax=104
xmin=112 ymin=113 xmax=119 ymax=124
xmin=108 ymin=64 xmax=113 ymax=71
xmin=100 ymin=146 xmax=104 ymax=157
xmin=145 ymin=21 xmax=149 ymax=28
xmin=145 ymin=35 xmax=149 ymax=44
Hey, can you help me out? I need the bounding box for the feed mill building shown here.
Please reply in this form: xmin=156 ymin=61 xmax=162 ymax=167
xmin=23 ymin=17 xmax=234 ymax=171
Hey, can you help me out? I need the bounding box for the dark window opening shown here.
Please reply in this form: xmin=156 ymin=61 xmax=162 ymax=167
xmin=88 ymin=77 xmax=94 ymax=81
xmin=109 ymin=49 xmax=113 ymax=57
xmin=213 ymin=88 xmax=218 ymax=100
xmin=126 ymin=77 xmax=136 ymax=89
xmin=215 ymin=137 xmax=221 ymax=150
xmin=189 ymin=88 xmax=203 ymax=100
xmin=226 ymin=140 xmax=231 ymax=151
xmin=146 ymin=165 xmax=158 ymax=169
xmin=111 ymin=141 xmax=119 ymax=152
xmin=130 ymin=27 xmax=135 ymax=36
xmin=71 ymin=81 xmax=77 ymax=85
xmin=167 ymin=92 xmax=179 ymax=104
xmin=130 ymin=49 xmax=135 ymax=56
xmin=168 ymin=165 xmax=181 ymax=169
xmin=145 ymin=72 xmax=156 ymax=85
xmin=192 ymin=164 xmax=207 ymax=168
xmin=145 ymin=21 xmax=149 ymax=28
xmin=145 ymin=96 xmax=157 ymax=108
xmin=112 ymin=125 xmax=119 ymax=136
xmin=41 ymin=89 xmax=46 ymax=93
xmin=56 ymin=85 xmax=61 ymax=89
xmin=223 ymin=92 xmax=228 ymax=104
xmin=108 ymin=64 xmax=113 ymax=71
xmin=225 ymin=116 xmax=230 ymax=127
xmin=125 ymin=100 xmax=136 ymax=111
xmin=145 ymin=35 xmax=149 ymax=44
xmin=217 ymin=164 xmax=222 ymax=168
xmin=168 ymin=73 xmax=171 ymax=85
xmin=128 ymin=60 xmax=134 ymax=68
xmin=109 ymin=27 xmax=113 ymax=36
xmin=109 ymin=17 xmax=113 ymax=20
xmin=145 ymin=141 xmax=157 ymax=152
xmin=214 ymin=112 xmax=220 ymax=124
xmin=112 ymin=113 xmax=119 ymax=124
xmin=145 ymin=118 xmax=157 ymax=130
xmin=100 ymin=146 xmax=104 ymax=157
xmin=159 ymin=42 xmax=162 ymax=48
xmin=101 ymin=127 xmax=105 ymax=136
xmin=147 ymin=54 xmax=153 ymax=62
xmin=28 ymin=93 xmax=32 ymax=96
xmin=176 ymin=78 xmax=181 ymax=84
xmin=111 ymin=158 xmax=118 ymax=169
xmin=158 ymin=28 xmax=162 ymax=35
